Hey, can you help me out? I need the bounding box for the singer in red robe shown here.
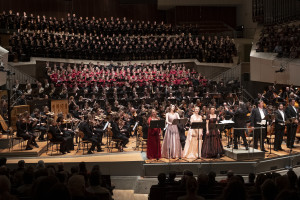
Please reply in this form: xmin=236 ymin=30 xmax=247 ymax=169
xmin=147 ymin=109 xmax=161 ymax=159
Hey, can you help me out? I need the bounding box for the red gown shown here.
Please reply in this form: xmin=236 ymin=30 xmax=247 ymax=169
xmin=147 ymin=117 xmax=161 ymax=159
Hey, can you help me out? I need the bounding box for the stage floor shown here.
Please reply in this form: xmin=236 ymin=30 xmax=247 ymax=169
xmin=2 ymin=135 xmax=300 ymax=163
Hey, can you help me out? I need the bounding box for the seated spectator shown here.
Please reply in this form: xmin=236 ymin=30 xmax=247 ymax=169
xmin=86 ymin=170 xmax=112 ymax=200
xmin=261 ymin=179 xmax=278 ymax=200
xmin=68 ymin=175 xmax=86 ymax=200
xmin=166 ymin=171 xmax=179 ymax=186
xmin=219 ymin=180 xmax=246 ymax=200
xmin=219 ymin=170 xmax=234 ymax=184
xmin=0 ymin=175 xmax=17 ymax=200
xmin=178 ymin=176 xmax=204 ymax=200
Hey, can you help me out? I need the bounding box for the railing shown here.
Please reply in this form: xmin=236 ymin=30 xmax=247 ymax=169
xmin=211 ymin=64 xmax=241 ymax=83
xmin=241 ymin=88 xmax=255 ymax=103
xmin=5 ymin=63 xmax=36 ymax=89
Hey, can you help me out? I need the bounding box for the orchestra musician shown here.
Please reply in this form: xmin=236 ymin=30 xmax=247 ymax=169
xmin=31 ymin=108 xmax=47 ymax=141
xmin=79 ymin=115 xmax=103 ymax=154
xmin=233 ymin=102 xmax=249 ymax=150
xmin=285 ymin=99 xmax=299 ymax=148
xmin=274 ymin=103 xmax=286 ymax=151
xmin=16 ymin=112 xmax=38 ymax=150
xmin=48 ymin=118 xmax=73 ymax=154
xmin=250 ymin=100 xmax=268 ymax=152
xmin=110 ymin=115 xmax=129 ymax=148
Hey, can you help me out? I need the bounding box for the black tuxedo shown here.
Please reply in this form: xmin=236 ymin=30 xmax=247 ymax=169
xmin=274 ymin=110 xmax=286 ymax=150
xmin=250 ymin=107 xmax=268 ymax=150
xmin=110 ymin=121 xmax=129 ymax=147
xmin=233 ymin=108 xmax=248 ymax=148
xmin=48 ymin=125 xmax=72 ymax=153
xmin=79 ymin=121 xmax=101 ymax=152
xmin=285 ymin=105 xmax=299 ymax=147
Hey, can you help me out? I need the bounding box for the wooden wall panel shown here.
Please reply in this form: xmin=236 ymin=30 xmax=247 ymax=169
xmin=175 ymin=6 xmax=236 ymax=27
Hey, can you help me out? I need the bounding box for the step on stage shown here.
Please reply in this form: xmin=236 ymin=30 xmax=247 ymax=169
xmin=223 ymin=147 xmax=265 ymax=161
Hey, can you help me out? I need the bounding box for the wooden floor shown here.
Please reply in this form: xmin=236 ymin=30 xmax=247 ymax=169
xmin=2 ymin=133 xmax=300 ymax=165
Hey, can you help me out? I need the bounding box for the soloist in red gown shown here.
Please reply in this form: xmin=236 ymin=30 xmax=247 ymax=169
xmin=147 ymin=117 xmax=161 ymax=159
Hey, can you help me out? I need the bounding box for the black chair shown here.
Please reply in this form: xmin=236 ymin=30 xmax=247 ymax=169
xmin=47 ymin=132 xmax=63 ymax=156
xmin=77 ymin=131 xmax=93 ymax=155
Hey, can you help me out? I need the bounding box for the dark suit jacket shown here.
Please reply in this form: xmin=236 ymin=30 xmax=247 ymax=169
xmin=48 ymin=125 xmax=64 ymax=141
xmin=250 ymin=108 xmax=268 ymax=127
xmin=79 ymin=121 xmax=93 ymax=140
xmin=275 ymin=110 xmax=287 ymax=125
xmin=234 ymin=108 xmax=248 ymax=128
xmin=285 ymin=105 xmax=299 ymax=119
xmin=16 ymin=120 xmax=26 ymax=137
xmin=110 ymin=121 xmax=122 ymax=138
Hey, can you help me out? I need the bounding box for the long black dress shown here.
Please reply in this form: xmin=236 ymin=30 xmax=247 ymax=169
xmin=201 ymin=115 xmax=224 ymax=158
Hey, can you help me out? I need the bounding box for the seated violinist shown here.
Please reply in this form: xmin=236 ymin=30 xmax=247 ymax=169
xmin=56 ymin=113 xmax=75 ymax=150
xmin=31 ymin=108 xmax=47 ymax=141
xmin=79 ymin=115 xmax=103 ymax=154
xmin=48 ymin=118 xmax=73 ymax=154
xmin=16 ymin=112 xmax=38 ymax=150
xmin=110 ymin=115 xmax=129 ymax=148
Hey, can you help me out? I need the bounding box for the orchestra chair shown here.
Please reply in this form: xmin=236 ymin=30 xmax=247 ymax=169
xmin=8 ymin=127 xmax=25 ymax=152
xmin=47 ymin=132 xmax=63 ymax=156
xmin=137 ymin=126 xmax=147 ymax=152
xmin=296 ymin=133 xmax=300 ymax=143
xmin=77 ymin=131 xmax=92 ymax=155
xmin=107 ymin=128 xmax=122 ymax=152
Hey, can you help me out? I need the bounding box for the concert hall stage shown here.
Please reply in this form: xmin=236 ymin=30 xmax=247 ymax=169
xmin=2 ymin=136 xmax=300 ymax=177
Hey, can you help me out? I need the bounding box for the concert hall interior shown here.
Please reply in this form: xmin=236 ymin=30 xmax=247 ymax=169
xmin=0 ymin=0 xmax=300 ymax=199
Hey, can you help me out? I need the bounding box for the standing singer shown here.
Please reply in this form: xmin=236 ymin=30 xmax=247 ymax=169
xmin=182 ymin=106 xmax=203 ymax=159
xmin=285 ymin=99 xmax=299 ymax=148
xmin=202 ymin=107 xmax=224 ymax=158
xmin=274 ymin=103 xmax=286 ymax=151
xmin=250 ymin=100 xmax=268 ymax=152
xmin=147 ymin=109 xmax=161 ymax=159
xmin=161 ymin=105 xmax=182 ymax=158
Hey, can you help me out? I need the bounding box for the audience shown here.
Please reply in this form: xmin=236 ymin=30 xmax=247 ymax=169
xmin=1 ymin=158 xmax=300 ymax=200
xmin=256 ymin=24 xmax=300 ymax=58
xmin=148 ymin=169 xmax=300 ymax=200
xmin=0 ymin=158 xmax=115 ymax=200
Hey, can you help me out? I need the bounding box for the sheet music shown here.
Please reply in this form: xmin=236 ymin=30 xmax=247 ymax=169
xmin=133 ymin=122 xmax=139 ymax=131
xmin=220 ymin=120 xmax=235 ymax=124
xmin=103 ymin=122 xmax=109 ymax=131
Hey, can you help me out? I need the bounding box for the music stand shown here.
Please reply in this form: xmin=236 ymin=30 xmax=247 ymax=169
xmin=220 ymin=120 xmax=235 ymax=150
xmin=132 ymin=122 xmax=139 ymax=150
xmin=190 ymin=122 xmax=206 ymax=162
xmin=150 ymin=120 xmax=165 ymax=162
xmin=171 ymin=118 xmax=188 ymax=162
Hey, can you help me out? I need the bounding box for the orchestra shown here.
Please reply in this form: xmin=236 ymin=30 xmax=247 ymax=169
xmin=1 ymin=61 xmax=300 ymax=160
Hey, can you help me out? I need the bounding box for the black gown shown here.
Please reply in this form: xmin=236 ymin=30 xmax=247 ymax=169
xmin=201 ymin=115 xmax=224 ymax=158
